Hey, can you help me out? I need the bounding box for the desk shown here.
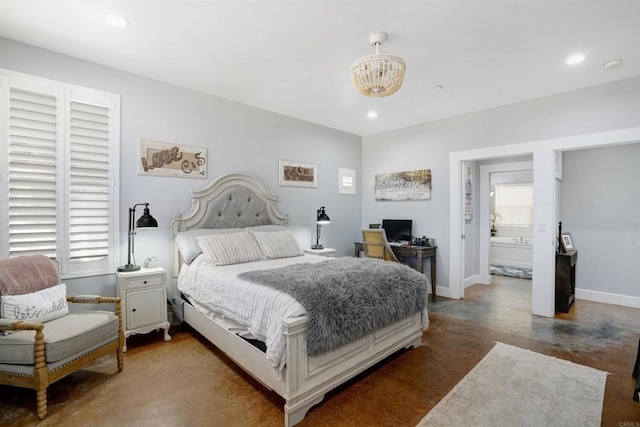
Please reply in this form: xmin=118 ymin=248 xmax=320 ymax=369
xmin=354 ymin=242 xmax=437 ymax=301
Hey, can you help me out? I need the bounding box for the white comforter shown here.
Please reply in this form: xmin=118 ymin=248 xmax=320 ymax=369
xmin=177 ymin=253 xmax=331 ymax=371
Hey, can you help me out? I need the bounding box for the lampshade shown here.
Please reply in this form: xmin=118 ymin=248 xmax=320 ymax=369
xmin=351 ymin=32 xmax=406 ymax=98
xmin=317 ymin=206 xmax=330 ymax=224
xmin=136 ymin=206 xmax=158 ymax=228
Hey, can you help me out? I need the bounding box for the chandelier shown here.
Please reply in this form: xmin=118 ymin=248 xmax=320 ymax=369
xmin=350 ymin=32 xmax=406 ymax=98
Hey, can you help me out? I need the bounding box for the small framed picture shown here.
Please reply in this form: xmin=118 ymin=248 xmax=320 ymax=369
xmin=278 ymin=160 xmax=317 ymax=188
xmin=560 ymin=233 xmax=574 ymax=252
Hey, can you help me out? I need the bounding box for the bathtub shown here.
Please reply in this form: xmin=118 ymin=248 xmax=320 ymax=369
xmin=490 ymin=236 xmax=533 ymax=269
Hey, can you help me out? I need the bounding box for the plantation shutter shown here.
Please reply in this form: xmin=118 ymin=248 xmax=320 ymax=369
xmin=1 ymin=70 xmax=120 ymax=277
xmin=7 ymin=88 xmax=58 ymax=257
xmin=69 ymin=101 xmax=110 ymax=262
xmin=495 ymin=185 xmax=534 ymax=226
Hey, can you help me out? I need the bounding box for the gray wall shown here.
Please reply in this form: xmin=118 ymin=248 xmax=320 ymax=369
xmin=561 ymin=143 xmax=640 ymax=296
xmin=363 ymin=76 xmax=640 ymax=298
xmin=2 ymin=36 xmax=640 ymax=302
xmin=0 ymin=37 xmax=362 ymax=296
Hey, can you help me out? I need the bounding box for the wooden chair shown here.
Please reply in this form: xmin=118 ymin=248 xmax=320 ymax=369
xmin=0 ymin=255 xmax=124 ymax=419
xmin=361 ymin=229 xmax=400 ymax=262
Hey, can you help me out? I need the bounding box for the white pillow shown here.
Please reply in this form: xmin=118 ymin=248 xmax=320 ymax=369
xmin=248 ymin=229 xmax=303 ymax=259
xmin=197 ymin=230 xmax=265 ymax=266
xmin=1 ymin=283 xmax=69 ymax=323
xmin=175 ymin=228 xmax=242 ymax=264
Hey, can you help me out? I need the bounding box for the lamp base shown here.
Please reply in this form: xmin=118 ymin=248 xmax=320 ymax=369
xmin=310 ymin=244 xmax=324 ymax=250
xmin=117 ymin=264 xmax=141 ymax=272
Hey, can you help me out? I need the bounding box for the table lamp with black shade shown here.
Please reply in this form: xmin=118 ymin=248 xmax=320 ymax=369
xmin=118 ymin=203 xmax=158 ymax=272
xmin=311 ymin=206 xmax=330 ymax=250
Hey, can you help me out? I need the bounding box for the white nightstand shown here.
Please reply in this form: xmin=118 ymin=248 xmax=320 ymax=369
xmin=116 ymin=266 xmax=171 ymax=352
xmin=303 ymin=248 xmax=336 ymax=257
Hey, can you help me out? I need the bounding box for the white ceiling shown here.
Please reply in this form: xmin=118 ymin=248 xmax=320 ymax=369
xmin=1 ymin=1 xmax=639 ymax=136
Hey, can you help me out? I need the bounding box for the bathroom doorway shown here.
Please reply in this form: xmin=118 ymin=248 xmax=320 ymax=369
xmin=478 ymin=160 xmax=533 ymax=285
xmin=489 ymin=174 xmax=533 ymax=280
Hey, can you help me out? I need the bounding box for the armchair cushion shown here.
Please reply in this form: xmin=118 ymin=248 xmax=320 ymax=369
xmin=0 ymin=310 xmax=119 ymax=365
xmin=1 ymin=283 xmax=68 ymax=323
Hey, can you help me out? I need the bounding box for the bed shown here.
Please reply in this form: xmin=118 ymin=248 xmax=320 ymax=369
xmin=170 ymin=173 xmax=429 ymax=426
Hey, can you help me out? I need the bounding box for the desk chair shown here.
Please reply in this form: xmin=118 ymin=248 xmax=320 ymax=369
xmin=0 ymin=255 xmax=124 ymax=419
xmin=361 ymin=229 xmax=400 ymax=262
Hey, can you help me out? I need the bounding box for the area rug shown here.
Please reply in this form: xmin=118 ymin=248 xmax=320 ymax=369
xmin=490 ymin=264 xmax=532 ymax=279
xmin=416 ymin=342 xmax=607 ymax=427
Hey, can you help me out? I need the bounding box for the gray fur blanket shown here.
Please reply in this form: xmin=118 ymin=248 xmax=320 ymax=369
xmin=238 ymin=257 xmax=428 ymax=356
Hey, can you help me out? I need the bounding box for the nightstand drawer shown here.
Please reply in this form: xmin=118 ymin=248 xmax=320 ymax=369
xmin=125 ymin=273 xmax=164 ymax=290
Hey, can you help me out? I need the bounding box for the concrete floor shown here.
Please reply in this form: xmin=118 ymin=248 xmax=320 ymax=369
xmin=2 ymin=275 xmax=640 ymax=426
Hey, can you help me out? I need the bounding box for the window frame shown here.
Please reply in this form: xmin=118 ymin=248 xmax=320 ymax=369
xmin=0 ymin=69 xmax=120 ymax=279
xmin=493 ymin=183 xmax=534 ymax=228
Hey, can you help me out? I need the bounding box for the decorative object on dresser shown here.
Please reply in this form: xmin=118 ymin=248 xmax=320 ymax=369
xmin=170 ymin=173 xmax=428 ymax=427
xmin=0 ymin=255 xmax=124 ymax=419
xmin=118 ymin=203 xmax=158 ymax=272
xmin=561 ymin=232 xmax=574 ymax=252
xmin=116 ymin=266 xmax=171 ymax=351
xmin=311 ymin=206 xmax=330 ymax=250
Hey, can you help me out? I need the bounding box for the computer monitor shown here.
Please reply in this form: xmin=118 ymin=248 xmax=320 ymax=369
xmin=381 ymin=219 xmax=412 ymax=242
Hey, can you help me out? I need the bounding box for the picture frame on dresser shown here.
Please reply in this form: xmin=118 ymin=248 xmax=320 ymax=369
xmin=560 ymin=233 xmax=574 ymax=252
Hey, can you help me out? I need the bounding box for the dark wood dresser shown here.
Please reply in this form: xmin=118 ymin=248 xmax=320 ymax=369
xmin=555 ymin=250 xmax=577 ymax=313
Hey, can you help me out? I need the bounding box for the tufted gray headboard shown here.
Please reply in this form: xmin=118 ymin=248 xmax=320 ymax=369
xmin=170 ymin=173 xmax=288 ymax=280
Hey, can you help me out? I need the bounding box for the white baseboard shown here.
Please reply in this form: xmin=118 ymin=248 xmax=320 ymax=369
xmin=575 ymin=288 xmax=640 ymax=309
xmin=434 ymin=285 xmax=457 ymax=300
xmin=464 ymin=274 xmax=487 ymax=288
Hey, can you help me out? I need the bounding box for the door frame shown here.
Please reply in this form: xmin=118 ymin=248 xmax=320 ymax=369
xmin=449 ymin=126 xmax=640 ymax=317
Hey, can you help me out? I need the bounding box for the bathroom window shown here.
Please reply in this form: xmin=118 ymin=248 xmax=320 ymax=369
xmin=494 ymin=184 xmax=533 ymax=226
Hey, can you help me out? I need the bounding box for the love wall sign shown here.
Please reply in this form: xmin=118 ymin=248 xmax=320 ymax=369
xmin=138 ymin=139 xmax=207 ymax=179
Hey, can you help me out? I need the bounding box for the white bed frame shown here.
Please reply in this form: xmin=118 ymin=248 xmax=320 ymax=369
xmin=170 ymin=173 xmax=425 ymax=426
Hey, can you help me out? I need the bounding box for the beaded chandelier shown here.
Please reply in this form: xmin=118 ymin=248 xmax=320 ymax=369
xmin=350 ymin=32 xmax=406 ymax=98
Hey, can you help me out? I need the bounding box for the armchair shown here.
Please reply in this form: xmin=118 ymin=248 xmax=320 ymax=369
xmin=0 ymin=255 xmax=124 ymax=419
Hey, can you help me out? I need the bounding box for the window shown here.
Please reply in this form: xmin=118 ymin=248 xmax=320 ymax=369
xmin=494 ymin=184 xmax=533 ymax=226
xmin=0 ymin=70 xmax=120 ymax=278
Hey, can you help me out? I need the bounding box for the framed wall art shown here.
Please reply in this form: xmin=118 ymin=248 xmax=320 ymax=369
xmin=465 ymin=165 xmax=473 ymax=220
xmin=374 ymin=169 xmax=432 ymax=201
xmin=338 ymin=168 xmax=356 ymax=195
xmin=278 ymin=160 xmax=317 ymax=188
xmin=138 ymin=139 xmax=207 ymax=179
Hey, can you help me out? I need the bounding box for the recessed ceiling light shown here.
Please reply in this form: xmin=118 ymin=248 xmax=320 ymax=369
xmin=367 ymin=111 xmax=378 ymax=119
xmin=103 ymin=14 xmax=130 ymax=28
xmin=602 ymin=59 xmax=622 ymax=70
xmin=433 ymin=85 xmax=444 ymax=91
xmin=566 ymin=53 xmax=585 ymax=65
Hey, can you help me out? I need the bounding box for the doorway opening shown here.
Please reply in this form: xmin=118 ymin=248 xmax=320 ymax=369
xmin=489 ymin=177 xmax=534 ymax=280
